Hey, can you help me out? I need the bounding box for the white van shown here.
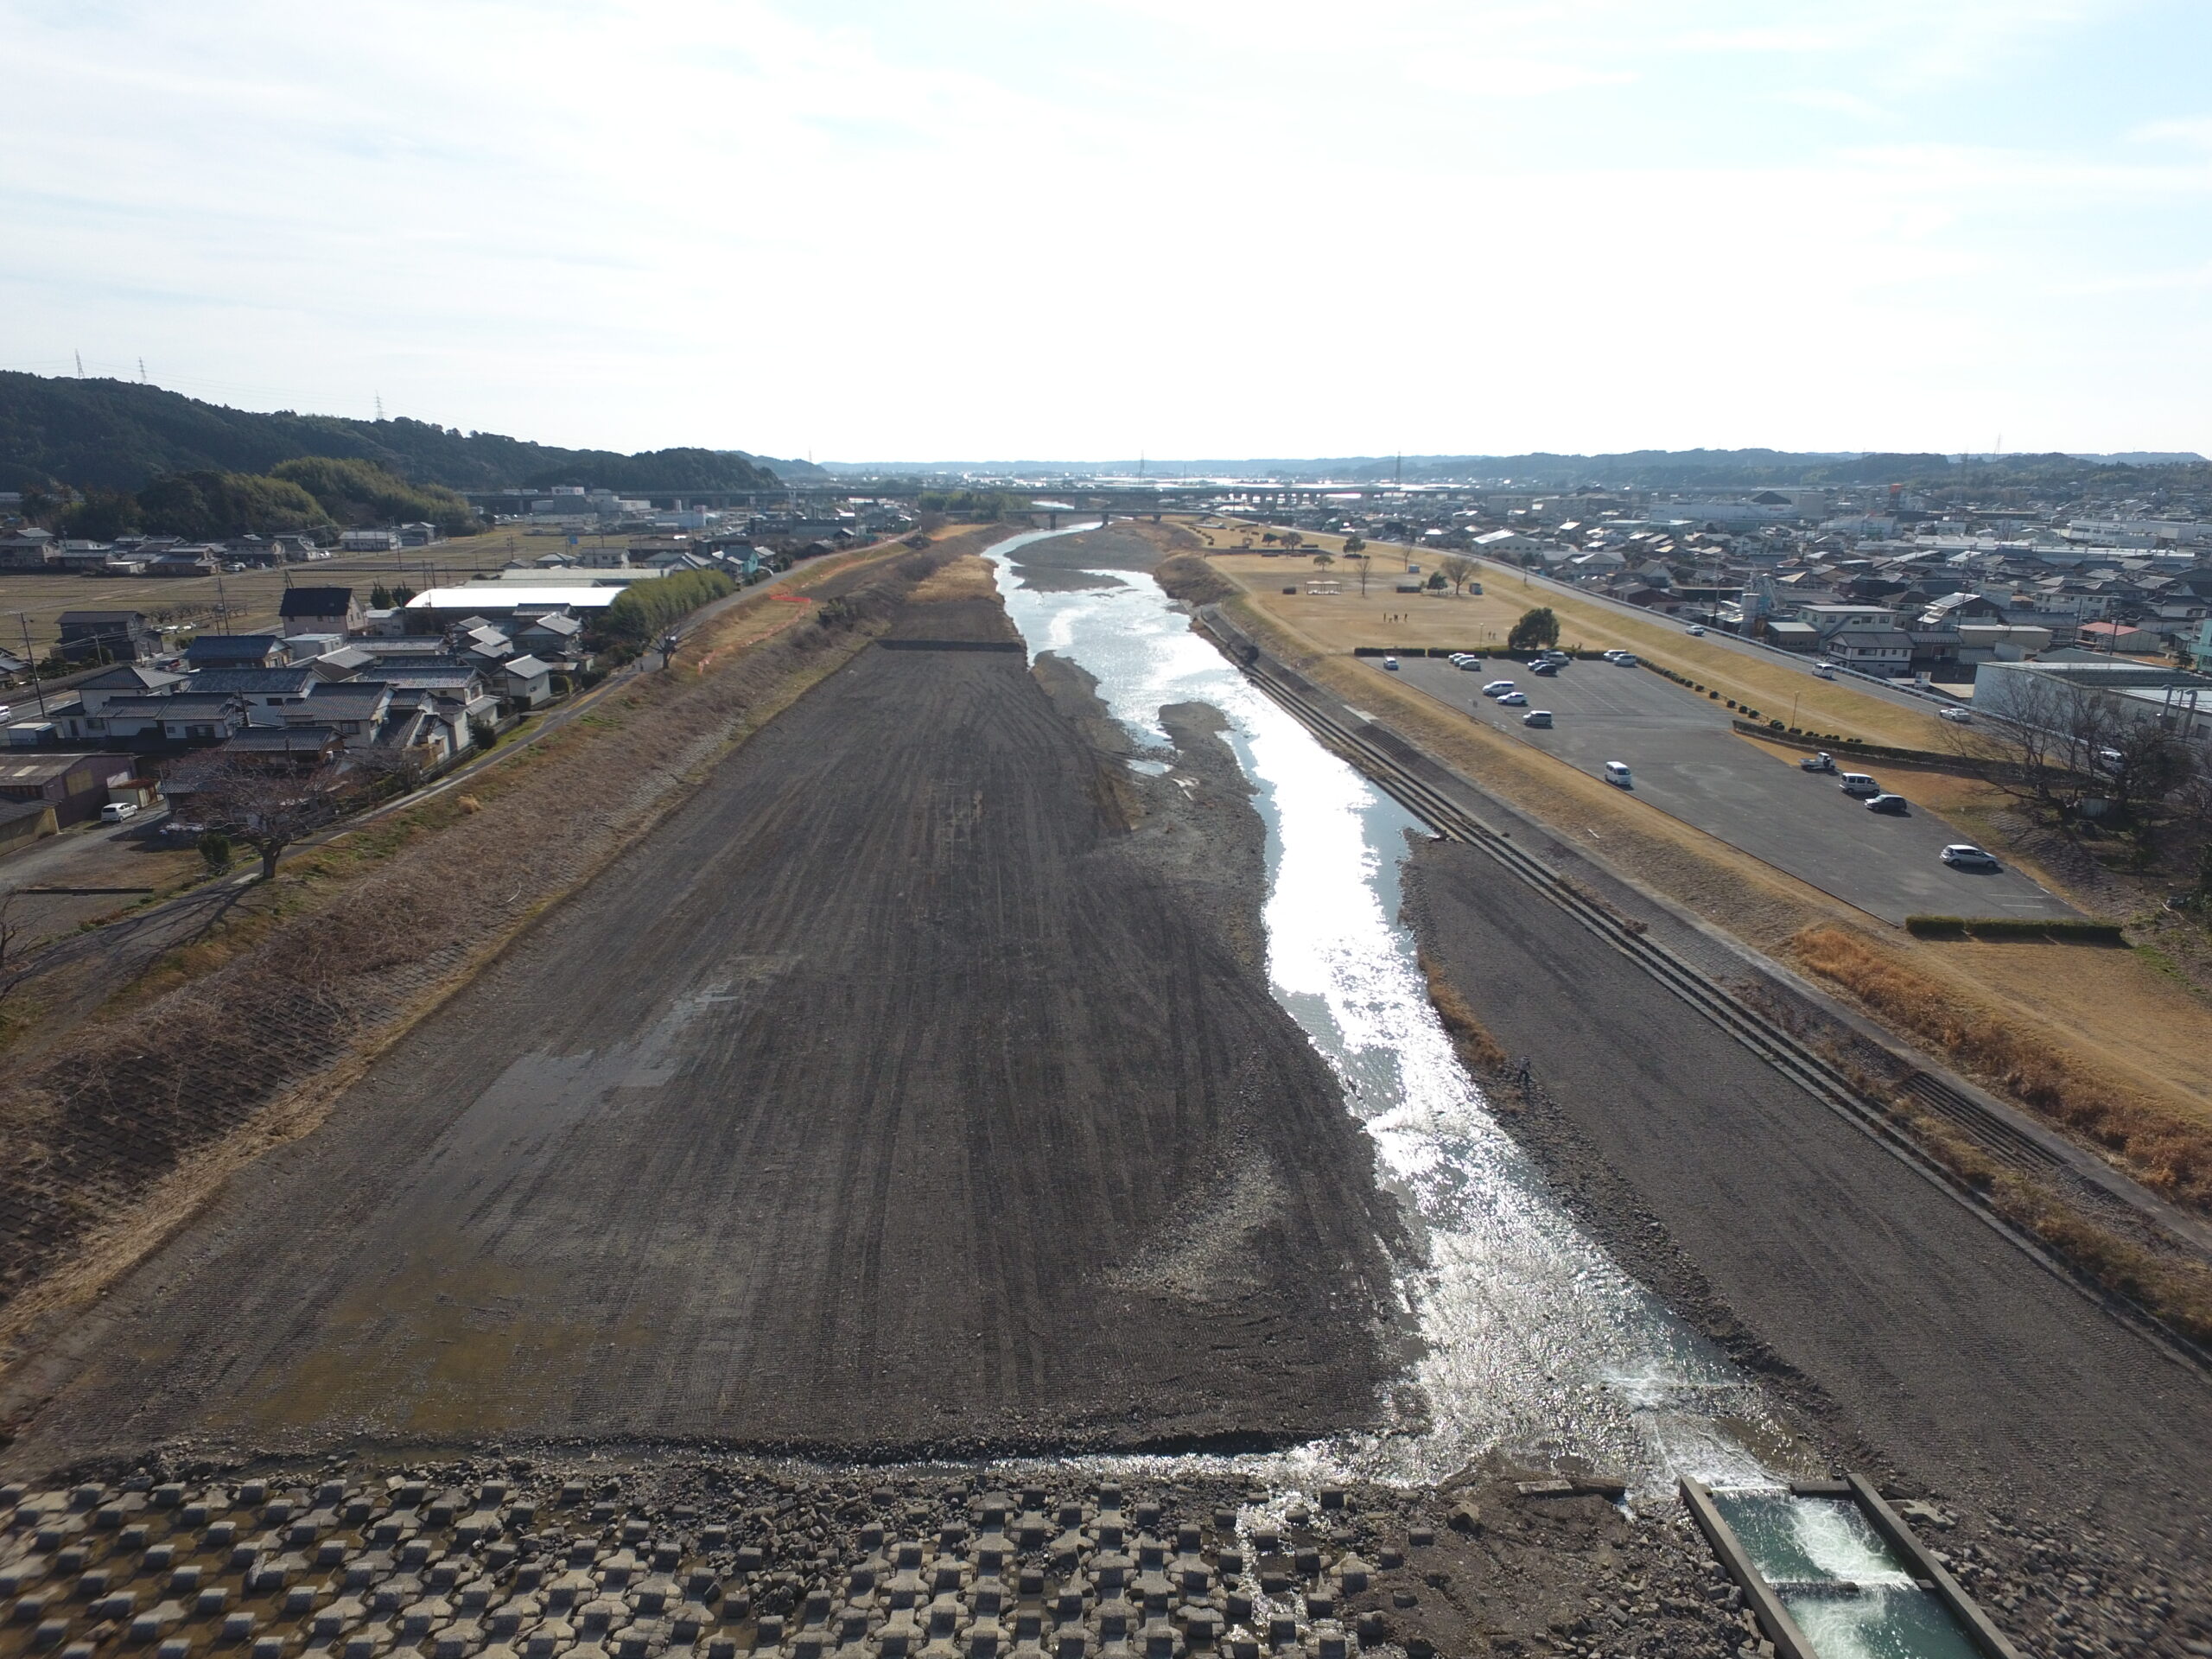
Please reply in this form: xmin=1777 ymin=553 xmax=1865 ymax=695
xmin=1604 ymin=761 xmax=1632 ymax=787
xmin=1522 ymin=709 xmax=1553 ymax=728
xmin=1838 ymin=772 xmax=1881 ymax=798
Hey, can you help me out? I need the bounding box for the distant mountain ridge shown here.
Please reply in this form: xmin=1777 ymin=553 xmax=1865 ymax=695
xmin=823 ymin=448 xmax=2208 ymax=487
xmin=0 ymin=372 xmax=782 ymax=495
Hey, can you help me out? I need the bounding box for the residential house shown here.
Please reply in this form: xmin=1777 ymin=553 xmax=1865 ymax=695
xmin=183 ymin=665 xmax=322 ymax=727
xmin=0 ymin=752 xmax=139 ymax=827
xmin=372 ymin=663 xmax=500 ymax=751
xmin=73 ymin=664 xmax=188 ymax=713
xmin=56 ymin=610 xmax=157 ymax=664
xmin=279 ymin=587 xmax=363 ymax=636
xmin=1825 ymin=626 xmax=1915 ymax=677
xmin=2076 ymin=620 xmax=2163 ymax=656
xmin=514 ymin=610 xmax=584 ymax=663
xmin=500 ymin=655 xmax=556 ymax=709
xmin=307 ymin=645 xmax=379 ymax=682
xmin=185 ymin=633 xmax=290 ymax=670
xmin=96 ymin=693 xmax=246 ymax=745
xmin=146 ymin=547 xmax=219 ymax=578
xmin=338 ymin=530 xmax=402 ymax=552
xmin=221 ymin=727 xmax=346 ymax=766
xmin=290 ymin=680 xmax=395 ymax=747
xmin=0 ymin=530 xmax=58 ymax=569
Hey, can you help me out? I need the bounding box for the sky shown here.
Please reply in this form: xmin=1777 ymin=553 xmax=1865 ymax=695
xmin=3 ymin=0 xmax=2209 ymax=464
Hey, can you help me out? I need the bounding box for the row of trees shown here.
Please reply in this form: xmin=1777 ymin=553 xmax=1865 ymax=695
xmin=43 ymin=458 xmax=480 ymax=541
xmin=597 ymin=568 xmax=737 ymax=651
xmin=916 ymin=489 xmax=1022 ymax=520
xmin=1306 ymin=547 xmax=1480 ymax=598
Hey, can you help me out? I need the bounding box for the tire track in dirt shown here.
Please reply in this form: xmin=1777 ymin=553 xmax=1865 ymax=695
xmin=3 ymin=590 xmax=1405 ymax=1471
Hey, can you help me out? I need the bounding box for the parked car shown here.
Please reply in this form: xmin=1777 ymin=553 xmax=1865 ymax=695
xmin=1799 ymin=752 xmax=1837 ymax=773
xmin=1382 ymin=656 xmax=1400 ymax=671
xmin=1813 ymin=664 xmax=1837 ymax=680
xmin=1522 ymin=709 xmax=1553 ymax=728
xmin=1497 ymin=690 xmax=1529 ymax=706
xmin=1604 ymin=761 xmax=1633 ymax=787
xmin=1939 ymin=707 xmax=1973 ymax=724
xmin=1456 ymin=657 xmax=1485 ymax=671
xmin=99 ymin=802 xmax=139 ymax=823
xmin=1839 ymin=772 xmax=1882 ymax=798
xmin=1942 ymin=844 xmax=2001 ymax=871
xmin=1611 ymin=652 xmax=1638 ymax=665
xmin=1866 ymin=793 xmax=1910 ymax=815
xmin=1531 ymin=659 xmax=1560 ymax=676
xmin=1482 ymin=680 xmax=1517 ymax=697
xmin=1686 ymin=624 xmax=1707 ymax=636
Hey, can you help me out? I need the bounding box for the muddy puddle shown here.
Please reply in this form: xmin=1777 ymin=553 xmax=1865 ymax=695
xmin=988 ymin=525 xmax=1789 ymax=1497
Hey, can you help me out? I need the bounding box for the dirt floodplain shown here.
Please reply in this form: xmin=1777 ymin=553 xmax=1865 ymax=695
xmin=0 ymin=581 xmax=1408 ymax=1471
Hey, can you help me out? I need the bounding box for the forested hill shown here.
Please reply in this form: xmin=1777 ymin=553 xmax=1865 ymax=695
xmin=0 ymin=373 xmax=782 ymax=495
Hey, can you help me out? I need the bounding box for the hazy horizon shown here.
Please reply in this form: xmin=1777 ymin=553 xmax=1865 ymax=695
xmin=5 ymin=1 xmax=2209 ymax=462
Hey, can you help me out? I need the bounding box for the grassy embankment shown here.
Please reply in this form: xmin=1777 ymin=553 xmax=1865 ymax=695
xmin=0 ymin=528 xmax=980 ymax=1358
xmin=1173 ymin=520 xmax=2212 ymax=1338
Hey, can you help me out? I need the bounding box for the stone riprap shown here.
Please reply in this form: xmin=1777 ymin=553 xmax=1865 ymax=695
xmin=0 ymin=1464 xmax=1749 ymax=1659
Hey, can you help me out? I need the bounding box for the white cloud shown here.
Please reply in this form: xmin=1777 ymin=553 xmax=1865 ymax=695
xmin=0 ymin=0 xmax=2204 ymax=456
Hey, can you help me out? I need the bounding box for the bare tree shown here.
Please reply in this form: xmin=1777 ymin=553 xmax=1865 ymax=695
xmin=1438 ymin=555 xmax=1477 ymax=596
xmin=0 ymin=893 xmax=34 ymax=1014
xmin=1949 ymin=675 xmax=2198 ymax=852
xmin=167 ymin=750 xmax=350 ymax=881
xmin=1350 ymin=552 xmax=1373 ymax=596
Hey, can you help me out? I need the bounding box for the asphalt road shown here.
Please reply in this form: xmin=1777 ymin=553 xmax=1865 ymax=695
xmin=1381 ymin=656 xmax=2072 ymax=925
xmin=3 ymin=590 xmax=1402 ymax=1468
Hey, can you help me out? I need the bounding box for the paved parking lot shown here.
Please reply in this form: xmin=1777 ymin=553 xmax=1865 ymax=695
xmin=1382 ymin=655 xmax=2074 ymax=924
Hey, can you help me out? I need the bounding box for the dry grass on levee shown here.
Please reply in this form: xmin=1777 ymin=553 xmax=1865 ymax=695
xmin=1203 ymin=546 xmax=1949 ymax=752
xmin=907 ymin=555 xmax=1001 ymax=603
xmin=1791 ymin=923 xmax=2212 ymax=1211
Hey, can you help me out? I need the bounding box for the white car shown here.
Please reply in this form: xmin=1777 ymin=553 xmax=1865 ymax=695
xmin=1813 ymin=664 xmax=1837 ymax=680
xmin=1611 ymin=652 xmax=1638 ymax=666
xmin=1382 ymin=656 xmax=1400 ymax=671
xmin=1481 ymin=680 xmax=1517 ymax=697
xmin=1942 ymin=844 xmax=2001 ymax=871
xmin=1522 ymin=709 xmax=1553 ymax=728
xmin=1497 ymin=690 xmax=1529 ymax=706
xmin=1686 ymin=624 xmax=1707 ymax=636
xmin=1939 ymin=706 xmax=1973 ymax=723
xmin=99 ymin=802 xmax=139 ymax=823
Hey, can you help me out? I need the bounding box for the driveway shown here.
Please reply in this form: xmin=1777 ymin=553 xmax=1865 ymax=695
xmin=1384 ymin=656 xmax=2073 ymax=924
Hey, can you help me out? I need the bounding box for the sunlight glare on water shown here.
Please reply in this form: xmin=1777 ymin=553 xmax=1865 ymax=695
xmin=986 ymin=528 xmax=1778 ymax=1493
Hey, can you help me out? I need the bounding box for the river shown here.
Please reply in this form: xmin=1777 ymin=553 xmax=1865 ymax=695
xmin=985 ymin=525 xmax=1783 ymax=1497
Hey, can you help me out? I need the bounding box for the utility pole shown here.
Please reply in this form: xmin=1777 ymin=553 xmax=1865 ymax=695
xmin=16 ymin=615 xmax=48 ymax=716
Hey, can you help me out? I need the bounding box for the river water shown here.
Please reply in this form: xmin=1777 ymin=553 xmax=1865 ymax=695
xmin=984 ymin=526 xmax=1782 ymax=1497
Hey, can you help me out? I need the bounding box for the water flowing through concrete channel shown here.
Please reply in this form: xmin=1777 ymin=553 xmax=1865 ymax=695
xmin=984 ymin=526 xmax=1782 ymax=1499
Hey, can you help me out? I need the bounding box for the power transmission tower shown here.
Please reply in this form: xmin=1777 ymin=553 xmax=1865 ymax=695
xmin=138 ymin=358 xmax=147 ymax=382
xmin=74 ymin=350 xmax=83 ymax=377
xmin=375 ymin=391 xmax=385 ymax=421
